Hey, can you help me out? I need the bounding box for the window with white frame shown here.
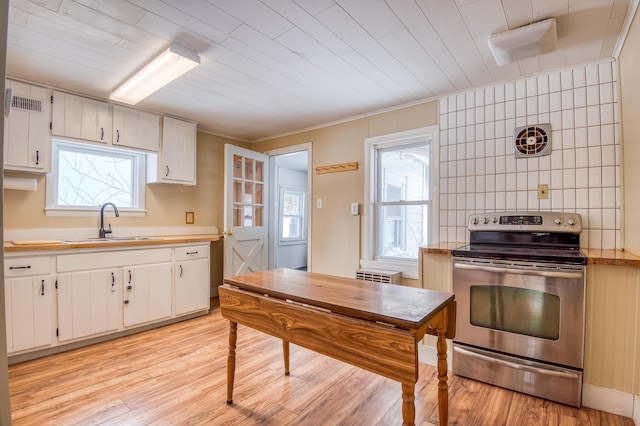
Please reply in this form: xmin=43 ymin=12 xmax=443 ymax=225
xmin=280 ymin=186 xmax=307 ymax=242
xmin=46 ymin=139 xmax=146 ymax=215
xmin=363 ymin=126 xmax=438 ymax=277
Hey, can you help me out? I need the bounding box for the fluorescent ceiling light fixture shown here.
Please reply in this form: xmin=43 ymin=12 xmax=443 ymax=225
xmin=110 ymin=43 xmax=200 ymax=105
xmin=488 ymin=18 xmax=557 ymax=66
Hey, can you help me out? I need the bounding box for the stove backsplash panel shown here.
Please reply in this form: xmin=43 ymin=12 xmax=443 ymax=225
xmin=439 ymin=60 xmax=620 ymax=250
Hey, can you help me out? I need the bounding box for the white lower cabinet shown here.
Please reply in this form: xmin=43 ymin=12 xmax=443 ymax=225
xmin=123 ymin=263 xmax=172 ymax=327
xmin=4 ymin=256 xmax=54 ymax=354
xmin=174 ymin=245 xmax=210 ymax=315
xmin=5 ymin=242 xmax=211 ymax=358
xmin=57 ymin=269 xmax=121 ymax=342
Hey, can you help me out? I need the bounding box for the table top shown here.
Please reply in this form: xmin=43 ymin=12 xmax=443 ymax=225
xmin=223 ymin=268 xmax=455 ymax=331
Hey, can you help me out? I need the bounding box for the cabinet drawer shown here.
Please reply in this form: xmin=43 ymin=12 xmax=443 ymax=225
xmin=57 ymin=248 xmax=172 ymax=273
xmin=5 ymin=257 xmax=52 ymax=277
xmin=174 ymin=245 xmax=209 ymax=261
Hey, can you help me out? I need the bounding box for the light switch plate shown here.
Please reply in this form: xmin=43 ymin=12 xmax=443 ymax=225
xmin=351 ymin=203 xmax=359 ymax=215
xmin=537 ymin=184 xmax=549 ymax=199
xmin=316 ymin=198 xmax=322 ymax=209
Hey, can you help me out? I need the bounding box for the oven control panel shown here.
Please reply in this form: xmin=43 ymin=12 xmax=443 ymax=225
xmin=468 ymin=211 xmax=582 ymax=233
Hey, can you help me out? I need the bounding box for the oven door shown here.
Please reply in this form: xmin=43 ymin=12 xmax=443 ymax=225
xmin=452 ymin=257 xmax=585 ymax=369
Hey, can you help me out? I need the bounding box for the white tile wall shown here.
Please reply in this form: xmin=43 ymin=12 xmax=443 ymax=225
xmin=439 ymin=60 xmax=621 ymax=249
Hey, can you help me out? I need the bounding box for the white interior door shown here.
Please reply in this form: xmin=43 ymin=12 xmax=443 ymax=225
xmin=224 ymin=144 xmax=269 ymax=278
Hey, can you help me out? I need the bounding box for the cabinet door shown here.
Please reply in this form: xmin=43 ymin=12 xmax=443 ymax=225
xmin=175 ymin=258 xmax=210 ymax=315
xmin=113 ymin=105 xmax=160 ymax=151
xmin=57 ymin=270 xmax=120 ymax=342
xmin=81 ymin=97 xmax=112 ymax=143
xmin=4 ymin=80 xmax=51 ymax=172
xmin=123 ymin=263 xmax=172 ymax=327
xmin=148 ymin=117 xmax=196 ymax=185
xmin=51 ymin=91 xmax=112 ymax=143
xmin=5 ymin=276 xmax=53 ymax=353
xmin=137 ymin=110 xmax=160 ymax=151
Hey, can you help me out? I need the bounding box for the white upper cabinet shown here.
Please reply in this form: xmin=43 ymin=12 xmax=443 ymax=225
xmin=51 ymin=91 xmax=112 ymax=144
xmin=147 ymin=116 xmax=197 ymax=185
xmin=112 ymin=105 xmax=160 ymax=152
xmin=4 ymin=80 xmax=51 ymax=173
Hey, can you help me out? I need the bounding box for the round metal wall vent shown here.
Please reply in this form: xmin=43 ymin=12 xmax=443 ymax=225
xmin=513 ymin=124 xmax=551 ymax=157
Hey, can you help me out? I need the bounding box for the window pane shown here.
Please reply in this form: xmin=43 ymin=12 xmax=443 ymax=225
xmin=282 ymin=216 xmax=301 ymax=238
xmin=57 ymin=147 xmax=134 ymax=207
xmin=283 ymin=191 xmax=301 ymax=215
xmin=379 ymin=143 xmax=430 ymax=202
xmin=377 ymin=204 xmax=428 ymax=259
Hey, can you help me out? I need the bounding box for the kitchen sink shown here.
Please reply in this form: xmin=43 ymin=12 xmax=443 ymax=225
xmin=61 ymin=236 xmax=162 ymax=244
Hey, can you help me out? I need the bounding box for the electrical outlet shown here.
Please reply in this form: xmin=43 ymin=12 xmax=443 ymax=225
xmin=537 ymin=184 xmax=549 ymax=200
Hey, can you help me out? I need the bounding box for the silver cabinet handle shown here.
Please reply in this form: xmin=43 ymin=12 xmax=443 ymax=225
xmin=179 ymin=265 xmax=183 ymax=277
xmin=41 ymin=279 xmax=45 ymax=296
xmin=35 ymin=150 xmax=39 ymax=165
xmin=186 ymin=251 xmax=198 ymax=255
xmin=9 ymin=265 xmax=31 ymax=270
xmin=116 ymin=129 xmax=120 ymax=143
xmin=111 ymin=272 xmax=115 ymax=288
xmin=453 ymin=346 xmax=580 ymax=379
xmin=453 ymin=262 xmax=583 ymax=279
xmin=165 ymin=165 xmax=170 ymax=177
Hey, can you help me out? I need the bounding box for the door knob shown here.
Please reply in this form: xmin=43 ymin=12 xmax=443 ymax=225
xmin=224 ymin=230 xmax=234 ymax=236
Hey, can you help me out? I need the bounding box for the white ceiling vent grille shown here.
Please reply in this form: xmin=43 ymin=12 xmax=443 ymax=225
xmin=514 ymin=124 xmax=551 ymax=158
xmin=356 ymin=269 xmax=401 ymax=284
xmin=11 ymin=94 xmax=45 ymax=113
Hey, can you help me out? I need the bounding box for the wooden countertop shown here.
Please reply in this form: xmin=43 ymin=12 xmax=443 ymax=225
xmin=420 ymin=243 xmax=640 ymax=268
xmin=4 ymin=234 xmax=222 ymax=252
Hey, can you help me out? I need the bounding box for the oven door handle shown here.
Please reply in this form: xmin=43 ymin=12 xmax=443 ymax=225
xmin=453 ymin=346 xmax=580 ymax=379
xmin=453 ymin=262 xmax=583 ymax=279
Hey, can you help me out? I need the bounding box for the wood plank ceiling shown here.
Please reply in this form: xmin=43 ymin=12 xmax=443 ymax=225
xmin=6 ymin=0 xmax=637 ymax=141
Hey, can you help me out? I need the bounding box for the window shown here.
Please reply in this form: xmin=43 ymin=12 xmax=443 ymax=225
xmin=46 ymin=139 xmax=146 ymax=216
xmin=280 ymin=186 xmax=307 ymax=241
xmin=363 ymin=126 xmax=439 ymax=278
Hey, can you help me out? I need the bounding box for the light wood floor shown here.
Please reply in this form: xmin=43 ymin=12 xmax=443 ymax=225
xmin=8 ymin=299 xmax=635 ymax=425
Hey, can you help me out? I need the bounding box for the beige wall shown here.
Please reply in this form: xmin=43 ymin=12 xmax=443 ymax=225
xmin=619 ymin=7 xmax=640 ymax=256
xmin=4 ymin=132 xmax=247 ymax=232
xmin=252 ymin=102 xmax=438 ymax=279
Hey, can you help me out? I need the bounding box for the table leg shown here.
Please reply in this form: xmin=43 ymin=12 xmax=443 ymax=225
xmin=226 ymin=321 xmax=238 ymax=405
xmin=436 ymin=328 xmax=449 ymax=426
xmin=282 ymin=340 xmax=290 ymax=376
xmin=401 ymin=382 xmax=416 ymax=426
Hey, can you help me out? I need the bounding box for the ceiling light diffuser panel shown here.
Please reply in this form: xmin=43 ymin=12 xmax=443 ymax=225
xmin=110 ymin=43 xmax=200 ymax=105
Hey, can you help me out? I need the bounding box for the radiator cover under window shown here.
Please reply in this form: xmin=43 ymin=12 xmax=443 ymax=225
xmin=355 ymin=269 xmax=401 ymax=284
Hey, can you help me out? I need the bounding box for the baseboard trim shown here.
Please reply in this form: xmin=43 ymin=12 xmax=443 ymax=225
xmin=419 ymin=342 xmax=637 ymax=422
xmin=582 ymin=383 xmax=635 ymax=419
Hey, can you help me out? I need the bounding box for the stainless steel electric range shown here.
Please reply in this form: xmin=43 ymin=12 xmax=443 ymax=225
xmin=451 ymin=211 xmax=586 ymax=407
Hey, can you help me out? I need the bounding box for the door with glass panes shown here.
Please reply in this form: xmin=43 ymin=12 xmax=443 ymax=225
xmin=223 ymin=144 xmax=269 ymax=277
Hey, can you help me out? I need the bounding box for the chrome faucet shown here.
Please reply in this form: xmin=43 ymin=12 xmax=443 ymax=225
xmin=99 ymin=202 xmax=120 ymax=238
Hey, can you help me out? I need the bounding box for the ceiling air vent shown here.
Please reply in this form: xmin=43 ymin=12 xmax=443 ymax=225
xmin=513 ymin=124 xmax=551 ymax=158
xmin=11 ymin=94 xmax=45 ymax=113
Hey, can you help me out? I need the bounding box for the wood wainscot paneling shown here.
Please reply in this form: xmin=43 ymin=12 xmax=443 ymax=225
xmin=584 ymin=264 xmax=640 ymax=394
xmin=420 ymin=251 xmax=453 ymax=349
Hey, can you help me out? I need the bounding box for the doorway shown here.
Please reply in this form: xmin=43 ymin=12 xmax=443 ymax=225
xmin=267 ymin=144 xmax=311 ymax=271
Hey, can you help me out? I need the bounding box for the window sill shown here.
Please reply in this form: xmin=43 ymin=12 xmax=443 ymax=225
xmin=359 ymin=258 xmax=418 ymax=280
xmin=44 ymin=207 xmax=147 ymax=218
